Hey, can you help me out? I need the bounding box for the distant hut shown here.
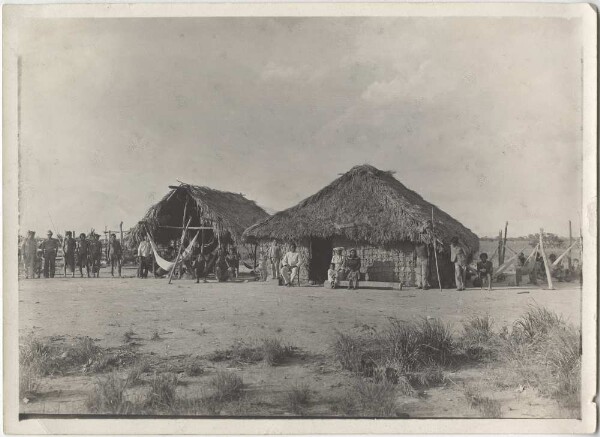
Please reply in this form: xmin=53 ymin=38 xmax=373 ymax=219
xmin=243 ymin=165 xmax=479 ymax=287
xmin=129 ymin=184 xmax=269 ymax=260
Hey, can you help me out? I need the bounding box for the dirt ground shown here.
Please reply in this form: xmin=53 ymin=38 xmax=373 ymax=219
xmin=19 ymin=271 xmax=581 ymax=418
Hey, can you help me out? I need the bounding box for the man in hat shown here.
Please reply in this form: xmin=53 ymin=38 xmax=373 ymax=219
xmin=89 ymin=233 xmax=102 ymax=278
xmin=107 ymin=233 xmax=122 ymax=277
xmin=76 ymin=233 xmax=90 ymax=278
xmin=40 ymin=230 xmax=60 ymax=278
xmin=21 ymin=231 xmax=38 ymax=279
xmin=62 ymin=231 xmax=76 ymax=278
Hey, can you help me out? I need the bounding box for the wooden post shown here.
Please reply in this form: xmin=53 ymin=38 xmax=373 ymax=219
xmin=431 ymin=208 xmax=442 ymax=292
xmin=168 ymin=217 xmax=192 ymax=284
xmin=539 ymin=228 xmax=554 ymax=290
xmin=502 ymin=222 xmax=508 ymax=264
xmin=497 ymin=230 xmax=504 ymax=265
xmin=119 ymin=222 xmax=124 ymax=247
xmin=253 ymin=243 xmax=258 ymax=271
xmin=568 ymin=220 xmax=573 ymax=270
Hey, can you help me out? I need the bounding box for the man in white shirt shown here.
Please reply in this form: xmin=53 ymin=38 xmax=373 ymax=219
xmin=137 ymin=234 xmax=153 ymax=278
xmin=281 ymin=243 xmax=302 ymax=286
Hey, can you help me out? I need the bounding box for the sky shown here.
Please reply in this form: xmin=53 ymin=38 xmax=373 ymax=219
xmin=18 ymin=17 xmax=583 ymax=238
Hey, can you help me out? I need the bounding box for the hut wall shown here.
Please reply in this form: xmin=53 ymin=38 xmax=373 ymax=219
xmin=331 ymin=237 xmax=417 ymax=285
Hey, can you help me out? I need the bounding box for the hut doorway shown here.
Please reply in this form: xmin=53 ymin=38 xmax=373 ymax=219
xmin=309 ymin=237 xmax=333 ymax=283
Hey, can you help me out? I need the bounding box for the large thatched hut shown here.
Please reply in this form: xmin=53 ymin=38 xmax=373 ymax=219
xmin=129 ymin=184 xmax=269 ymax=255
xmin=243 ymin=164 xmax=479 ymax=287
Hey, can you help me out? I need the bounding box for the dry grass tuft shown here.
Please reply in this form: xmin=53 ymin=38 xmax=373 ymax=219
xmin=86 ymin=372 xmax=133 ymax=414
xmin=463 ymin=384 xmax=502 ymax=417
xmin=286 ymin=382 xmax=311 ymax=415
xmin=208 ymin=337 xmax=295 ymax=366
xmin=145 ymin=372 xmax=179 ymax=410
xmin=208 ymin=371 xmax=244 ymax=403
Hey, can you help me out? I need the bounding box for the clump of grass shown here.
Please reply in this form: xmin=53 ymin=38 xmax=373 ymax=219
xmin=458 ymin=315 xmax=498 ymax=361
xmin=353 ymin=378 xmax=400 ymax=417
xmin=126 ymin=360 xmax=149 ymax=386
xmin=150 ymin=332 xmax=161 ymax=341
xmin=261 ymin=338 xmax=294 ymax=366
xmin=463 ymin=384 xmax=502 ymax=417
xmin=145 ymin=372 xmax=178 ymax=410
xmin=208 ymin=371 xmax=244 ymax=403
xmin=20 ymin=335 xmax=57 ymax=376
xmin=123 ymin=329 xmax=136 ymax=343
xmin=333 ymin=317 xmax=454 ymax=381
xmin=20 ymin=335 xmax=111 ymax=376
xmin=207 ymin=338 xmax=294 ymax=366
xmin=20 ymin=365 xmax=40 ymax=399
xmin=86 ymin=372 xmax=133 ymax=414
xmin=513 ymin=305 xmax=563 ymax=341
xmin=501 ymin=305 xmax=581 ymax=417
xmin=185 ymin=361 xmax=205 ymax=377
xmin=286 ymin=382 xmax=311 ymax=415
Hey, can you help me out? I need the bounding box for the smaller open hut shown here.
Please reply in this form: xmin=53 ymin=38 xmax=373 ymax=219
xmin=243 ymin=165 xmax=479 ymax=287
xmin=129 ymin=184 xmax=269 ymax=260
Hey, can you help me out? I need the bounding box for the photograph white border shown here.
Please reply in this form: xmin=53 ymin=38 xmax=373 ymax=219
xmin=3 ymin=3 xmax=596 ymax=434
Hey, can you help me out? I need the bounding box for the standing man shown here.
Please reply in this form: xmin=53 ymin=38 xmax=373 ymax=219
xmin=62 ymin=231 xmax=76 ymax=278
xmin=76 ymin=233 xmax=90 ymax=278
xmin=268 ymin=240 xmax=281 ymax=280
xmin=415 ymin=221 xmax=433 ymax=290
xmin=450 ymin=236 xmax=468 ymax=291
xmin=281 ymin=243 xmax=302 ymax=286
xmin=89 ymin=233 xmax=102 ymax=278
xmin=21 ymin=231 xmax=38 ymax=279
xmin=331 ymin=247 xmax=346 ymax=281
xmin=137 ymin=234 xmax=153 ymax=278
xmin=107 ymin=233 xmax=122 ymax=277
xmin=40 ymin=230 xmax=60 ymax=278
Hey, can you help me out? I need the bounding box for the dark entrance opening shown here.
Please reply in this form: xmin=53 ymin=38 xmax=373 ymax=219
xmin=309 ymin=237 xmax=333 ymax=283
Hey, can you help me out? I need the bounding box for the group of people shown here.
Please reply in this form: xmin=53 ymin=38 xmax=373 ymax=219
xmin=20 ymin=230 xmax=123 ymax=279
xmin=257 ymin=241 xmax=303 ymax=286
xmin=327 ymin=247 xmax=362 ymax=290
xmin=135 ymin=233 xmax=241 ymax=282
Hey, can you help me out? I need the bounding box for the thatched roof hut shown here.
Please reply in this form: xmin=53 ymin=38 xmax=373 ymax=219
xmin=129 ymin=183 xmax=269 ymax=248
xmin=243 ymin=164 xmax=479 ymax=251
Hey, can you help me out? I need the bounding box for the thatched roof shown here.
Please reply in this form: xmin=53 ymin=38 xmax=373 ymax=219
xmin=129 ymin=184 xmax=269 ymax=247
xmin=243 ymin=165 xmax=479 ymax=251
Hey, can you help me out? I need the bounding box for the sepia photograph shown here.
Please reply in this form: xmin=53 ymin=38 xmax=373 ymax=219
xmin=3 ymin=3 xmax=597 ymax=434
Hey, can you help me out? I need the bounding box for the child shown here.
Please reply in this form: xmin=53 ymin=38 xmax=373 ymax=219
xmin=476 ymin=253 xmax=493 ymax=291
xmin=327 ymin=263 xmax=337 ymax=289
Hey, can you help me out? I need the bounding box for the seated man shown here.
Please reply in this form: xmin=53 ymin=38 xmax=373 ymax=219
xmin=281 ymin=243 xmax=301 ymax=286
xmin=344 ymin=249 xmax=361 ymax=290
xmin=476 ymin=252 xmax=493 ymax=291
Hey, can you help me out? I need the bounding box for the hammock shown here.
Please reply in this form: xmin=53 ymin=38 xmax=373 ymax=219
xmin=148 ymin=232 xmax=200 ymax=272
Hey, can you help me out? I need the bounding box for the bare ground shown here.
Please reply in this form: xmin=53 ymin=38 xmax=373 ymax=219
xmin=18 ymin=272 xmax=580 ymax=418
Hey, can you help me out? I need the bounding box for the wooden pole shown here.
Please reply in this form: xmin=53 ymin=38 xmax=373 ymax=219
xmin=568 ymin=220 xmax=573 ymax=270
xmin=497 ymin=230 xmax=504 ymax=265
xmin=119 ymin=221 xmax=124 ymax=247
xmin=502 ymin=221 xmax=508 ymax=264
xmin=431 ymin=208 xmax=442 ymax=292
xmin=539 ymin=228 xmax=554 ymax=290
xmin=168 ymin=217 xmax=192 ymax=284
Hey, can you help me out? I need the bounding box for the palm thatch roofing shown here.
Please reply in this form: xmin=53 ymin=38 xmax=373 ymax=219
xmin=129 ymin=184 xmax=269 ymax=248
xmin=243 ymin=164 xmax=479 ymax=251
